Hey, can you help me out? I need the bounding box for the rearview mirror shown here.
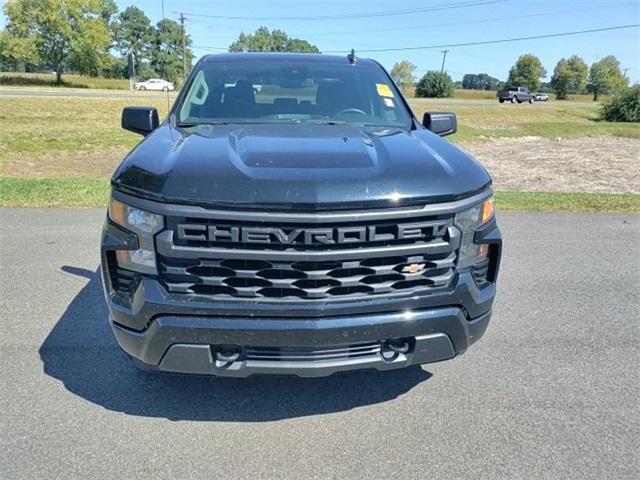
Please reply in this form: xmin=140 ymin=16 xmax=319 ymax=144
xmin=122 ymin=107 xmax=159 ymax=136
xmin=423 ymin=111 xmax=457 ymax=137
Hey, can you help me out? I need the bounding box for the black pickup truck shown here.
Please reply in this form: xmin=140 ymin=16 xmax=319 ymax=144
xmin=101 ymin=52 xmax=502 ymax=377
xmin=498 ymin=86 xmax=534 ymax=103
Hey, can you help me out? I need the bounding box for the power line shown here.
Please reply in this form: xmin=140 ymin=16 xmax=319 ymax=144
xmin=179 ymin=0 xmax=506 ymax=21
xmin=194 ymin=45 xmax=228 ymax=52
xmin=324 ymin=24 xmax=640 ymax=53
xmin=300 ymin=2 xmax=638 ymax=38
xmin=191 ymin=24 xmax=640 ymax=58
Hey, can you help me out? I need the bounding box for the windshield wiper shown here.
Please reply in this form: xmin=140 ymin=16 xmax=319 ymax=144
xmin=176 ymin=121 xmax=231 ymax=128
xmin=308 ymin=120 xmax=351 ymax=125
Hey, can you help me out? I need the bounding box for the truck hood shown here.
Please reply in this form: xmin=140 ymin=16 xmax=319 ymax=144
xmin=112 ymin=123 xmax=491 ymax=210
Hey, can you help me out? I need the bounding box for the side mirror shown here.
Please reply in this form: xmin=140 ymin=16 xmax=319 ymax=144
xmin=423 ymin=111 xmax=457 ymax=137
xmin=122 ymin=106 xmax=159 ymax=136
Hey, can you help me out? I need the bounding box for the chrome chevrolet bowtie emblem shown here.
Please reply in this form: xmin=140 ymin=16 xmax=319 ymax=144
xmin=402 ymin=263 xmax=425 ymax=274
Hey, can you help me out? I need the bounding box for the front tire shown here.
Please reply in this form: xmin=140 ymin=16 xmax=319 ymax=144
xmin=511 ymin=96 xmax=518 ymax=104
xmin=139 ymin=86 xmax=146 ymax=91
xmin=529 ymin=97 xmax=534 ymax=104
xmin=499 ymin=98 xmax=505 ymax=103
xmin=162 ymin=86 xmax=168 ymax=92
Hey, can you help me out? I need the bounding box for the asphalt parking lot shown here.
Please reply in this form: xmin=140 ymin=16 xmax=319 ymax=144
xmin=1 ymin=209 xmax=638 ymax=479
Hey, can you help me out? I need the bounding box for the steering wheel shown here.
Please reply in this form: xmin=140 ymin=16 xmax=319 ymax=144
xmin=335 ymin=108 xmax=368 ymax=116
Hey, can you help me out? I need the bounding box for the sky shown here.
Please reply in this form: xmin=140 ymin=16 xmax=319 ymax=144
xmin=2 ymin=0 xmax=639 ymax=82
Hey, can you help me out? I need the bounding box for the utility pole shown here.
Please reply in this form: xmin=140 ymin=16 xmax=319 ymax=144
xmin=127 ymin=51 xmax=135 ymax=90
xmin=178 ymin=12 xmax=186 ymax=82
xmin=440 ymin=50 xmax=449 ymax=73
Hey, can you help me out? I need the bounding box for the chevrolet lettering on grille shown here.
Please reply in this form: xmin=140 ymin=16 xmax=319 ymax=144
xmin=176 ymin=222 xmax=443 ymax=246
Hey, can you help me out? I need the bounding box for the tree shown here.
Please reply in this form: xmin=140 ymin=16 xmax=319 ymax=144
xmin=550 ymin=55 xmax=588 ymax=99
xmin=390 ymin=60 xmax=416 ymax=92
xmin=149 ymin=19 xmax=193 ymax=84
xmin=229 ymin=27 xmax=319 ymax=53
xmin=550 ymin=59 xmax=570 ymax=99
xmin=112 ymin=6 xmax=153 ymax=73
xmin=507 ymin=54 xmax=546 ymax=91
xmin=100 ymin=0 xmax=118 ymax=24
xmin=588 ymin=55 xmax=627 ymax=101
xmin=461 ymin=73 xmax=501 ymax=90
xmin=600 ymin=84 xmax=640 ymax=122
xmin=0 ymin=27 xmax=38 ymax=70
xmin=2 ymin=0 xmax=112 ymax=83
xmin=284 ymin=38 xmax=321 ymax=54
xmin=415 ymin=71 xmax=454 ymax=98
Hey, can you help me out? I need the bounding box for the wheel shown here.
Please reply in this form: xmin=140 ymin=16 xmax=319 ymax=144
xmin=511 ymin=96 xmax=518 ymax=104
xmin=499 ymin=98 xmax=505 ymax=103
xmin=529 ymin=97 xmax=534 ymax=103
xmin=162 ymin=86 xmax=168 ymax=92
xmin=139 ymin=86 xmax=146 ymax=91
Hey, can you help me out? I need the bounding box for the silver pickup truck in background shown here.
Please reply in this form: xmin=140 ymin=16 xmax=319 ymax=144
xmin=497 ymin=86 xmax=534 ymax=104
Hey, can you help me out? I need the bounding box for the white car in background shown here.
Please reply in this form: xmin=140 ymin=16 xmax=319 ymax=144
xmin=534 ymin=93 xmax=549 ymax=101
xmin=133 ymin=78 xmax=175 ymax=91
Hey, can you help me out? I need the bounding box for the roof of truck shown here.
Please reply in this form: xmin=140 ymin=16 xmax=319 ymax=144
xmin=201 ymin=52 xmax=377 ymax=66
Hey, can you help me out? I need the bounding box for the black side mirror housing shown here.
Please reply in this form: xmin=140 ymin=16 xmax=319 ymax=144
xmin=423 ymin=111 xmax=457 ymax=137
xmin=122 ymin=107 xmax=159 ymax=136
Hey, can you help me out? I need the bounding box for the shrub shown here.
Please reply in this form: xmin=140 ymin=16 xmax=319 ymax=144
xmin=600 ymin=85 xmax=640 ymax=122
xmin=415 ymin=71 xmax=454 ymax=98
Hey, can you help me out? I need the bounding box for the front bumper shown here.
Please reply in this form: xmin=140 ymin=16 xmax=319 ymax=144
xmin=111 ymin=307 xmax=492 ymax=377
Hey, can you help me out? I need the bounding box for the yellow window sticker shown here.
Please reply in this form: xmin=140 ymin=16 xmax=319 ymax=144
xmin=376 ymin=83 xmax=394 ymax=98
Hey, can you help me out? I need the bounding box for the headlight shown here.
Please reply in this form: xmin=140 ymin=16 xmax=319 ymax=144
xmin=455 ymin=196 xmax=494 ymax=269
xmin=109 ymin=198 xmax=163 ymax=274
xmin=109 ymin=199 xmax=163 ymax=234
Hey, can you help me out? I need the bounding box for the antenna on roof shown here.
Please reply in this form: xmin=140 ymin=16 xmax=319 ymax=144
xmin=347 ymin=49 xmax=357 ymax=65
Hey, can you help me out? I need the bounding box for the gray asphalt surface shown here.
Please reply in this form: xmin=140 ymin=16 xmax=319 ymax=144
xmin=1 ymin=209 xmax=638 ymax=479
xmin=0 ymin=88 xmax=498 ymax=106
xmin=0 ymin=88 xmax=176 ymax=99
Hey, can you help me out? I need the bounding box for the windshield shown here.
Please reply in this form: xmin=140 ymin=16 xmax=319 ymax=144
xmin=177 ymin=60 xmax=412 ymax=128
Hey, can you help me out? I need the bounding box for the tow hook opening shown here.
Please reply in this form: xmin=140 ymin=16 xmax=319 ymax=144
xmin=381 ymin=338 xmax=413 ymax=361
xmin=212 ymin=345 xmax=243 ymax=363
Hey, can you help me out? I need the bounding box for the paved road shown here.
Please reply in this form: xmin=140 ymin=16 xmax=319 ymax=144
xmin=0 ymin=88 xmax=498 ymax=106
xmin=0 ymin=88 xmax=176 ymax=99
xmin=1 ymin=209 xmax=638 ymax=479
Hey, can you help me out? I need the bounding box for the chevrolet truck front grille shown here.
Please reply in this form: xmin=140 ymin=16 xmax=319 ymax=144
xmin=156 ymin=212 xmax=460 ymax=301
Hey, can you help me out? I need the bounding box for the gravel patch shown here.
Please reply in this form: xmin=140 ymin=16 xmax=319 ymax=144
xmin=461 ymin=136 xmax=640 ymax=194
xmin=0 ymin=149 xmax=126 ymax=178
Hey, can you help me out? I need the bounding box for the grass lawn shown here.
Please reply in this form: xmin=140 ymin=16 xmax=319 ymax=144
xmin=0 ymin=177 xmax=110 ymax=208
xmin=0 ymin=96 xmax=171 ymax=177
xmin=410 ymin=99 xmax=640 ymax=142
xmin=0 ymin=72 xmax=130 ymax=90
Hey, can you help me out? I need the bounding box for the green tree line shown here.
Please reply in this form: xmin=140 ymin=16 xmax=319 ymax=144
xmin=392 ymin=52 xmax=628 ymax=101
xmin=228 ymin=26 xmax=319 ymax=53
xmin=0 ymin=0 xmax=193 ymax=84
